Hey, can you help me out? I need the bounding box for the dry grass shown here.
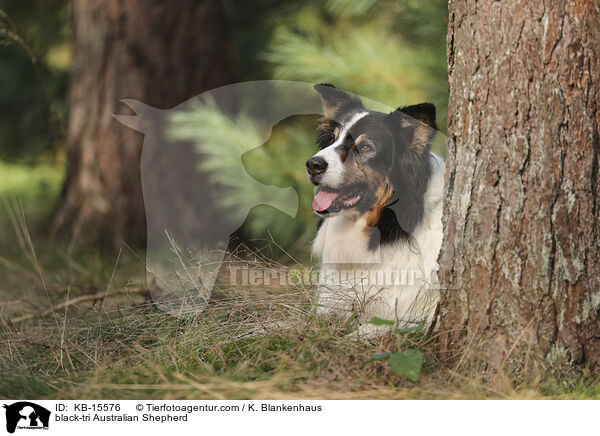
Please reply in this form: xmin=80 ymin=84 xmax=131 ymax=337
xmin=1 ymin=190 xmax=599 ymax=400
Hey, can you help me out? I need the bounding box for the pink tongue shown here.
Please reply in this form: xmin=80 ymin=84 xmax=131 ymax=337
xmin=312 ymin=190 xmax=339 ymax=212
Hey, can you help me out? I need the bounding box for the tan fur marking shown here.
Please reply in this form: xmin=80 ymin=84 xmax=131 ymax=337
xmin=366 ymin=182 xmax=394 ymax=228
xmin=321 ymin=101 xmax=341 ymax=119
xmin=411 ymin=123 xmax=432 ymax=152
xmin=355 ymin=133 xmax=369 ymax=145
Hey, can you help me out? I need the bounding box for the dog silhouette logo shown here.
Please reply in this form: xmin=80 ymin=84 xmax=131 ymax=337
xmin=113 ymin=80 xmax=314 ymax=317
xmin=2 ymin=402 xmax=50 ymax=434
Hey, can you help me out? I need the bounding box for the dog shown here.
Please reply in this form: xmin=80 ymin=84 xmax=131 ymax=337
xmin=306 ymin=84 xmax=445 ymax=336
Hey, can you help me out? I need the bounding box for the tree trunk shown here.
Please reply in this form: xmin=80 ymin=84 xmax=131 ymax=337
xmin=53 ymin=0 xmax=232 ymax=248
xmin=440 ymin=0 xmax=600 ymax=380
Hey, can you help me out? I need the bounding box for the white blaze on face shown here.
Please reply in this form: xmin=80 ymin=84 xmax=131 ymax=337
xmin=313 ymin=111 xmax=369 ymax=188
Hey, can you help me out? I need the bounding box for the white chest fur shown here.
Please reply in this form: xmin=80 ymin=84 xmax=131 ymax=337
xmin=311 ymin=153 xmax=445 ymax=328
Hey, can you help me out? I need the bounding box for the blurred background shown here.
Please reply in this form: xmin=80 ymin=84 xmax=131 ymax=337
xmin=0 ymin=0 xmax=448 ymax=271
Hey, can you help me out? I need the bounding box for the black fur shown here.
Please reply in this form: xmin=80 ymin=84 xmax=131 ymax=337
xmin=373 ymin=105 xmax=435 ymax=248
xmin=315 ymin=215 xmax=324 ymax=231
xmin=316 ymin=119 xmax=339 ymax=149
xmin=367 ymin=201 xmax=409 ymax=250
xmin=397 ymin=103 xmax=437 ymax=131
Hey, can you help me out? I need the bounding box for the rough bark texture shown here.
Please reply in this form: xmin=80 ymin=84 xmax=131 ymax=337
xmin=53 ymin=0 xmax=232 ymax=248
xmin=440 ymin=0 xmax=600 ymax=379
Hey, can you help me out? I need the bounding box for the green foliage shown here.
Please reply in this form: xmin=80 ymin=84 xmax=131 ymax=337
xmin=0 ymin=160 xmax=64 ymax=200
xmin=326 ymin=0 xmax=379 ymax=16
xmin=265 ymin=27 xmax=431 ymax=107
xmin=365 ymin=316 xmax=426 ymax=381
xmin=0 ymin=1 xmax=70 ymax=161
xmin=367 ymin=317 xmax=396 ymax=326
xmin=396 ymin=325 xmax=425 ymax=335
xmin=168 ymin=99 xmax=267 ymax=217
xmin=366 ymin=348 xmax=424 ymax=382
xmin=167 ymin=99 xmax=317 ymax=250
xmin=387 ymin=349 xmax=424 ymax=382
xmin=229 ymin=0 xmax=304 ymax=81
xmin=364 ymin=352 xmax=392 ymax=363
xmin=263 ymin=0 xmax=449 ymax=131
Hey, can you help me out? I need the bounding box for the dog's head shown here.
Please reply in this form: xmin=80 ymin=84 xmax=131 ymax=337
xmin=306 ymin=84 xmax=437 ymax=235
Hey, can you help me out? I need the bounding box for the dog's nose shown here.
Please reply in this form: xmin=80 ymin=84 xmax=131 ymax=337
xmin=306 ymin=156 xmax=328 ymax=176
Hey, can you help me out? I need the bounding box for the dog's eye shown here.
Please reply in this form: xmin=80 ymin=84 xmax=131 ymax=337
xmin=358 ymin=143 xmax=372 ymax=152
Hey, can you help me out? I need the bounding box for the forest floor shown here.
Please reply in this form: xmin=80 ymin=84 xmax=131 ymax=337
xmin=0 ymin=161 xmax=598 ymax=400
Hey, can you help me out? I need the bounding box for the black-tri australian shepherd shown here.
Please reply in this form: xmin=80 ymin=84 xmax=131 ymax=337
xmin=306 ymin=84 xmax=444 ymax=336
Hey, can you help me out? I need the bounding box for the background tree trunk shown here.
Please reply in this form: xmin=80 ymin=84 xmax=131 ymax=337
xmin=53 ymin=0 xmax=232 ymax=248
xmin=440 ymin=0 xmax=600 ymax=379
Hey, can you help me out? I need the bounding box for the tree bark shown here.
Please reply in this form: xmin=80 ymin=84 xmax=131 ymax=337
xmin=53 ymin=0 xmax=232 ymax=248
xmin=440 ymin=0 xmax=600 ymax=379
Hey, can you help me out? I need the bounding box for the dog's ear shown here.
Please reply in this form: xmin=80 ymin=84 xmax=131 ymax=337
xmin=398 ymin=103 xmax=436 ymax=129
xmin=390 ymin=103 xmax=437 ymax=152
xmin=314 ymin=83 xmax=364 ymax=120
